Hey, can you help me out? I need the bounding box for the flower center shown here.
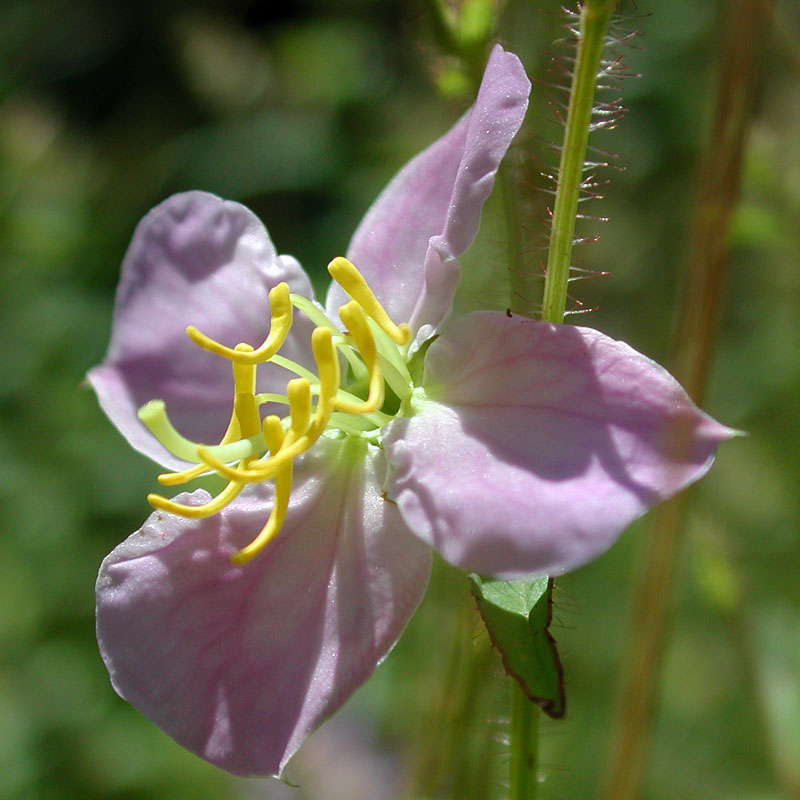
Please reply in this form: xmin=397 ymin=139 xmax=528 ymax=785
xmin=137 ymin=257 xmax=413 ymax=564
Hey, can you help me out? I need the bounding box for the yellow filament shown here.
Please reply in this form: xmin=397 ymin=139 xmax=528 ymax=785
xmin=327 ymin=257 xmax=410 ymax=345
xmin=147 ymin=479 xmax=244 ymax=519
xmin=335 ymin=302 xmax=384 ymax=414
xmin=307 ymin=326 xmax=340 ymax=436
xmin=232 ymin=343 xmax=256 ymax=389
xmin=199 ymin=436 xmax=295 ymax=483
xmin=186 ymin=282 xmax=293 ymax=364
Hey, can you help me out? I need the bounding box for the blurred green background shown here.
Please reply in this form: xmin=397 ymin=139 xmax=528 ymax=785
xmin=1 ymin=0 xmax=798 ymax=798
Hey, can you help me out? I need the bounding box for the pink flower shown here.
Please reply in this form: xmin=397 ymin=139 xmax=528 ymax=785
xmin=88 ymin=46 xmax=733 ymax=777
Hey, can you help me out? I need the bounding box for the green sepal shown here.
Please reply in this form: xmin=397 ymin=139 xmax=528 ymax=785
xmin=407 ymin=334 xmax=437 ymax=386
xmin=470 ymin=575 xmax=565 ymax=718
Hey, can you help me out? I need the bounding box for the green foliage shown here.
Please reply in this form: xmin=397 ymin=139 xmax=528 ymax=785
xmin=471 ymin=576 xmax=565 ymax=718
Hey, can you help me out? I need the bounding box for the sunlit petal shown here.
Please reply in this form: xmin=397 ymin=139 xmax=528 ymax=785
xmin=96 ymin=438 xmax=431 ymax=777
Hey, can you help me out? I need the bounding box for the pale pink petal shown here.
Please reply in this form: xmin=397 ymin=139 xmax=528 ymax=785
xmin=326 ymin=45 xmax=530 ymax=333
xmin=95 ymin=437 xmax=431 ymax=777
xmin=88 ymin=191 xmax=315 ymax=470
xmin=384 ymin=312 xmax=735 ymax=578
xmin=409 ymin=47 xmax=531 ymax=335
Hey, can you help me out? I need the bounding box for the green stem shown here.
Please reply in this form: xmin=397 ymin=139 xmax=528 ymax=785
xmin=508 ymin=7 xmax=615 ymax=798
xmin=507 ymin=6 xmax=615 ymax=795
xmin=509 ymin=682 xmax=540 ymax=800
xmin=540 ymin=1 xmax=615 ymax=324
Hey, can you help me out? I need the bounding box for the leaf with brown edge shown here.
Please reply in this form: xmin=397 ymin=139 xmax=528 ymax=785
xmin=471 ymin=575 xmax=565 ymax=718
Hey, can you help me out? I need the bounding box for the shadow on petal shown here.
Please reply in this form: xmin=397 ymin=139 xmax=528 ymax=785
xmin=96 ymin=439 xmax=430 ymax=777
xmin=384 ymin=313 xmax=733 ymax=577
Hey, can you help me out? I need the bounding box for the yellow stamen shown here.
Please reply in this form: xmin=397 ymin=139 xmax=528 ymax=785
xmin=231 ymin=415 xmax=292 ymax=564
xmin=198 ymin=327 xmax=339 ymax=483
xmin=138 ymin=400 xmax=206 ymax=464
xmin=231 ymin=462 xmax=292 ymax=565
xmin=147 ymin=479 xmax=244 ymax=519
xmin=307 ymin=325 xmax=340 ymax=436
xmin=141 ymin=257 xmax=417 ymax=564
xmin=156 ymin=344 xmax=259 ymax=486
xmin=335 ymin=301 xmax=384 ymax=414
xmin=186 ymin=282 xmax=293 ymax=364
xmin=327 ymin=257 xmax=410 ymax=346
xmin=158 ymin=463 xmax=209 ymax=487
xmin=231 ymin=343 xmax=257 ymax=389
xmin=260 ymin=414 xmax=284 ymax=452
xmin=287 ymin=378 xmax=311 ymax=437
xmin=199 ymin=440 xmax=292 ymax=483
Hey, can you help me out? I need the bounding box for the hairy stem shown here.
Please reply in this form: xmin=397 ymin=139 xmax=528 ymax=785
xmin=600 ymin=2 xmax=774 ymax=798
xmin=509 ymin=6 xmax=617 ymax=797
xmin=540 ymin=0 xmax=616 ymax=324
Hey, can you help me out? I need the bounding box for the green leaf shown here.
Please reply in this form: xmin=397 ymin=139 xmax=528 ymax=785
xmin=471 ymin=575 xmax=565 ymax=718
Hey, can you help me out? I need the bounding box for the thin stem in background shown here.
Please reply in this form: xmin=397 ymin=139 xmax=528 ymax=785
xmin=599 ymin=2 xmax=774 ymax=798
xmin=407 ymin=569 xmax=495 ymax=800
xmin=500 ymin=161 xmax=535 ymax=316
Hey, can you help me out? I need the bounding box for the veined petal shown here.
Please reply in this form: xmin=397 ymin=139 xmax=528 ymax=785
xmin=87 ymin=191 xmax=315 ymax=470
xmin=384 ymin=311 xmax=735 ymax=579
xmin=95 ymin=436 xmax=431 ymax=777
xmin=327 ymin=45 xmax=530 ymax=335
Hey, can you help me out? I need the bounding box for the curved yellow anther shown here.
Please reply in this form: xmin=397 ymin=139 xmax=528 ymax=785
xmin=158 ymin=463 xmax=210 ymax=487
xmin=186 ymin=282 xmax=293 ymax=364
xmin=156 ymin=347 xmax=259 ymax=486
xmin=231 ymin=416 xmax=291 ymax=565
xmin=307 ymin=326 xmax=340 ymax=436
xmin=147 ymin=479 xmax=244 ymax=519
xmin=198 ymin=327 xmax=340 ymax=484
xmin=231 ymin=462 xmax=292 ymax=565
xmin=335 ymin=302 xmax=384 ymax=415
xmin=327 ymin=257 xmax=410 ymax=346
